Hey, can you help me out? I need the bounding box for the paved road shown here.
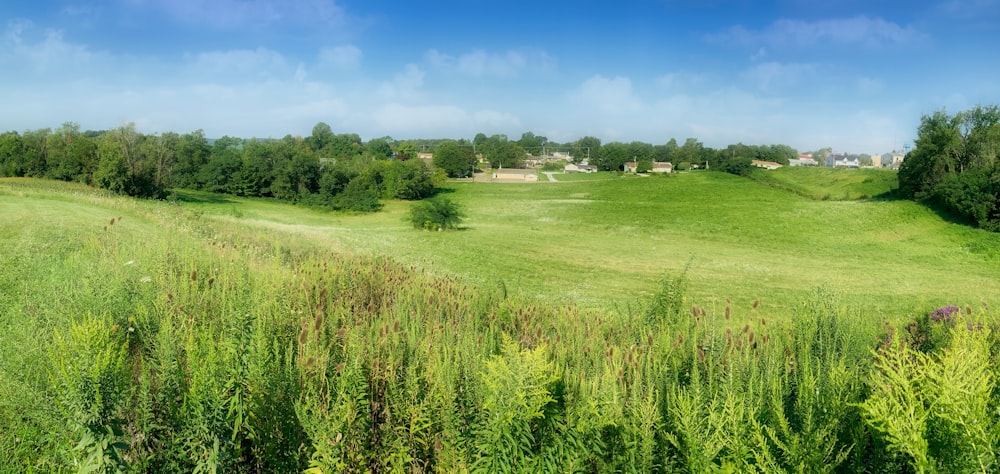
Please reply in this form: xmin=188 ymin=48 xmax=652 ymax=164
xmin=542 ymin=172 xmax=558 ymax=182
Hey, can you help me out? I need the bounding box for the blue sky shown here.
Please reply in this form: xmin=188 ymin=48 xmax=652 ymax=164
xmin=2 ymin=0 xmax=998 ymax=154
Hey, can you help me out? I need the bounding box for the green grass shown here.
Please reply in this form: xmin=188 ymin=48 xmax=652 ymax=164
xmin=3 ymin=175 xmax=1000 ymax=472
xmin=749 ymin=166 xmax=899 ymax=200
xmin=150 ymin=172 xmax=1000 ymax=321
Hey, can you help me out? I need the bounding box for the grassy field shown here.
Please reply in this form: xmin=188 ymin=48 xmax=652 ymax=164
xmin=3 ymin=174 xmax=1000 ymax=472
xmin=749 ymin=166 xmax=899 ymax=200
xmin=167 ymin=171 xmax=999 ymax=320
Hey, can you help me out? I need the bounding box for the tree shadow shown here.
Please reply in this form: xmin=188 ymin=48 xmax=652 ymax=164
xmin=169 ymin=189 xmax=235 ymax=204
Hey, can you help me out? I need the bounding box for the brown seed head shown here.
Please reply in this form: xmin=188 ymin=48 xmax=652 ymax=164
xmin=752 ymin=299 xmax=760 ymax=309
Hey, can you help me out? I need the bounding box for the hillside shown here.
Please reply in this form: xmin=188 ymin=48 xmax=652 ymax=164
xmin=748 ymin=166 xmax=898 ymax=200
xmin=164 ymin=171 xmax=1000 ymax=319
xmin=3 ymin=176 xmax=1000 ymax=472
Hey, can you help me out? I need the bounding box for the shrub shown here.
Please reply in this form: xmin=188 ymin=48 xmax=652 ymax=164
xmin=409 ymin=196 xmax=463 ymax=230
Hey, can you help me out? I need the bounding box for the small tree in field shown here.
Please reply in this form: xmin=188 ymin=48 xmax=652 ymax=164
xmin=410 ymin=197 xmax=463 ymax=230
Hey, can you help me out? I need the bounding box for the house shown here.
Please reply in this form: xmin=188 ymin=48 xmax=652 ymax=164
xmin=832 ymin=155 xmax=860 ymax=168
xmin=416 ymin=152 xmax=433 ymax=165
xmin=751 ymin=160 xmax=783 ymax=170
xmin=492 ymin=168 xmax=539 ymax=182
xmin=564 ymin=163 xmax=597 ymax=173
xmin=624 ymin=161 xmax=638 ymax=173
xmin=789 ymin=154 xmax=817 ymax=166
xmin=650 ymin=162 xmax=673 ymax=173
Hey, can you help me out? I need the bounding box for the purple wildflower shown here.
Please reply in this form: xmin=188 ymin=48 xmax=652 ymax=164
xmin=930 ymin=305 xmax=960 ymax=324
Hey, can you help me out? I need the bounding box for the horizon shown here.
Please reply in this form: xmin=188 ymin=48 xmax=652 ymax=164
xmin=3 ymin=1 xmax=998 ymax=156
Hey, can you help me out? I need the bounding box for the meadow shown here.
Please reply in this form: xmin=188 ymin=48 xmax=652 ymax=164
xmin=2 ymin=172 xmax=1000 ymax=472
xmin=174 ymin=169 xmax=999 ymax=320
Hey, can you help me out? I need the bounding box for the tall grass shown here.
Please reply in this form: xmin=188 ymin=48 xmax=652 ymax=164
xmin=3 ymin=178 xmax=1000 ymax=472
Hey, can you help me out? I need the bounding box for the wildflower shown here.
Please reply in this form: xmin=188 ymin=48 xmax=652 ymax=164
xmin=930 ymin=305 xmax=960 ymax=324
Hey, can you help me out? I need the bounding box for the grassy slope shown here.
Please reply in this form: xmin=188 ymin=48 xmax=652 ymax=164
xmin=749 ymin=166 xmax=898 ymax=200
xmin=166 ymin=171 xmax=999 ymax=320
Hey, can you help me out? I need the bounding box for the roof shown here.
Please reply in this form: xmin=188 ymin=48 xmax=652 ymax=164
xmin=652 ymin=162 xmax=672 ymax=168
xmin=494 ymin=168 xmax=536 ymax=175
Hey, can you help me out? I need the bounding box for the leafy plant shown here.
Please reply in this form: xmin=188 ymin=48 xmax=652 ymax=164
xmin=409 ymin=196 xmax=464 ymax=231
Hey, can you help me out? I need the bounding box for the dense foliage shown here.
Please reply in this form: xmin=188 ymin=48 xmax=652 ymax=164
xmin=409 ymin=196 xmax=464 ymax=230
xmin=3 ymin=177 xmax=1000 ymax=473
xmin=0 ymin=122 xmax=437 ymax=211
xmin=898 ymin=105 xmax=1000 ymax=230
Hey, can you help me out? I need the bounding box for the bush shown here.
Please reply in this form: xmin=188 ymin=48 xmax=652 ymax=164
xmin=409 ymin=196 xmax=463 ymax=230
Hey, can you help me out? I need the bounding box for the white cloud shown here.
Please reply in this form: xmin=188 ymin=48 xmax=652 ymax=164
xmin=186 ymin=47 xmax=289 ymax=80
xmin=378 ymin=64 xmax=424 ymax=101
xmin=370 ymin=103 xmax=520 ymax=136
xmin=857 ymin=77 xmax=885 ymax=95
xmin=741 ymin=62 xmax=818 ymax=91
xmin=570 ymin=75 xmax=645 ymax=115
xmin=1 ymin=20 xmax=104 ymax=75
xmin=655 ymin=71 xmax=713 ymax=91
xmin=125 ymin=0 xmax=346 ymax=30
xmin=713 ymin=16 xmax=922 ymax=49
xmin=425 ymin=48 xmax=554 ymax=79
xmin=318 ymin=45 xmax=362 ymax=70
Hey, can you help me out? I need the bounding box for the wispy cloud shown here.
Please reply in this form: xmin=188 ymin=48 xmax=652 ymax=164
xmin=569 ymin=75 xmax=645 ymax=115
xmin=123 ymin=0 xmax=346 ymax=30
xmin=741 ymin=61 xmax=819 ymax=92
xmin=711 ymin=16 xmax=922 ymax=49
xmin=1 ymin=20 xmax=106 ymax=76
xmin=371 ymin=103 xmax=521 ymax=137
xmin=378 ymin=64 xmax=424 ymax=101
xmin=318 ymin=45 xmax=362 ymax=70
xmin=426 ymin=48 xmax=554 ymax=79
xmin=186 ymin=47 xmax=289 ymax=80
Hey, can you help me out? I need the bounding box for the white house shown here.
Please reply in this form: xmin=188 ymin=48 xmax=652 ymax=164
xmin=564 ymin=163 xmax=597 ymax=173
xmin=492 ymin=168 xmax=539 ymax=182
xmin=650 ymin=162 xmax=673 ymax=173
xmin=752 ymin=160 xmax=783 ymax=170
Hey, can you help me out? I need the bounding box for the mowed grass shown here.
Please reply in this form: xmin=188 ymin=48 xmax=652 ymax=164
xmin=749 ymin=166 xmax=899 ymax=200
xmin=159 ymin=171 xmax=999 ymax=321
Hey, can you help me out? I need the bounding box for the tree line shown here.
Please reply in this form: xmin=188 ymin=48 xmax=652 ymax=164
xmin=431 ymin=132 xmax=800 ymax=178
xmin=0 ymin=122 xmax=444 ymax=212
xmin=0 ymin=121 xmax=804 ymax=207
xmin=897 ymin=105 xmax=1000 ymax=231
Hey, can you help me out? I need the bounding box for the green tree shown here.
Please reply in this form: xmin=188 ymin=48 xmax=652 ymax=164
xmin=0 ymin=131 xmax=25 ymax=176
xmin=409 ymin=196 xmax=463 ymax=230
xmin=595 ymin=142 xmax=629 ymax=171
xmin=675 ymin=138 xmax=705 ymax=169
xmin=45 ymin=122 xmax=82 ymax=181
xmin=20 ymin=128 xmax=50 ymax=177
xmin=332 ymin=174 xmax=382 ymax=212
xmin=572 ymin=136 xmax=601 ymax=164
xmin=433 ymin=140 xmax=476 ymax=177
xmin=488 ymin=141 xmax=525 ymax=169
xmin=898 ymin=111 xmax=962 ymax=199
xmin=199 ymin=136 xmax=243 ymax=193
xmin=170 ymin=130 xmax=210 ymax=189
xmin=93 ymin=123 xmax=166 ymax=198
xmin=381 ymin=159 xmax=434 ymax=200
xmin=518 ymin=131 xmax=548 ymax=154
xmin=367 ymin=138 xmax=393 ymax=159
xmin=308 ymin=122 xmax=335 ymax=153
